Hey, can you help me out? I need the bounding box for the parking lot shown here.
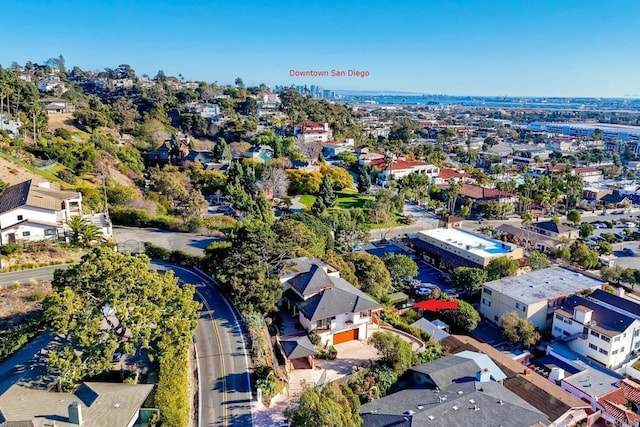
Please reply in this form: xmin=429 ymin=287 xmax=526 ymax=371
xmin=364 ymin=242 xmax=456 ymax=294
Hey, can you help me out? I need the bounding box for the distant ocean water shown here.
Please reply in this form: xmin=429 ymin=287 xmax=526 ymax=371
xmin=337 ymin=94 xmax=640 ymax=111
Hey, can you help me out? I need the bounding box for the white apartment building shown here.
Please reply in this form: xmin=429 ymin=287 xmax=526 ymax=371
xmin=552 ymin=292 xmax=640 ymax=369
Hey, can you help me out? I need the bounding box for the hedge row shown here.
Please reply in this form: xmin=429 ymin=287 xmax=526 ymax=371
xmin=110 ymin=207 xmax=190 ymax=232
xmin=143 ymin=242 xmax=205 ymax=269
xmin=155 ymin=345 xmax=190 ymax=427
xmin=0 ymin=259 xmax=69 ymax=273
xmin=0 ymin=316 xmax=45 ymax=363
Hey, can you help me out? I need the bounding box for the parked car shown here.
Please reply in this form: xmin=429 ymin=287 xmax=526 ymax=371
xmin=625 ymin=222 xmax=637 ymax=228
xmin=593 ymin=223 xmax=607 ymax=229
xmin=613 ymin=210 xmax=625 ymax=215
xmin=592 ymin=234 xmax=605 ymax=241
xmin=623 ymin=247 xmax=635 ymax=256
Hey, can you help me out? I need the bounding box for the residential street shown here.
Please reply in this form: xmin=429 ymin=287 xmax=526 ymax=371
xmin=152 ymin=263 xmax=254 ymax=427
xmin=0 ymin=264 xmax=68 ymax=286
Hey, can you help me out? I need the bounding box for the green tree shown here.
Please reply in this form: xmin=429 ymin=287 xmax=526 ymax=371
xmin=310 ymin=196 xmax=326 ymax=216
xmin=579 ymin=222 xmax=594 ymax=239
xmin=368 ymin=331 xmax=413 ymax=373
xmin=486 ymin=257 xmax=519 ymax=281
xmin=598 ymin=241 xmax=613 ymax=255
xmin=527 ymin=251 xmax=552 ymax=270
xmin=440 ymin=299 xmax=480 ymax=332
xmin=344 ymin=251 xmax=391 ymax=300
xmin=570 ymin=241 xmax=599 ymax=269
xmin=285 ymin=383 xmax=361 ymax=427
xmin=382 ymin=253 xmax=418 ymax=286
xmin=500 ymin=310 xmax=540 ymax=348
xmin=273 ymin=219 xmax=326 ymax=257
xmin=357 ymin=169 xmax=371 ymax=194
xmin=601 ymin=266 xmax=624 ymax=284
xmin=45 ymin=248 xmax=200 ymax=390
xmin=318 ymin=175 xmax=336 ymax=207
xmin=567 ymin=209 xmax=582 ymax=226
xmin=450 ymin=267 xmax=487 ymax=291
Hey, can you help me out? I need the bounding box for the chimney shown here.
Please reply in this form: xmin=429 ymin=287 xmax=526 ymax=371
xmin=68 ymin=401 xmax=83 ymax=425
xmin=548 ymin=367 xmax=565 ymax=383
xmin=616 ymin=287 xmax=625 ymax=298
xmin=476 ymin=368 xmax=491 ymax=382
xmin=36 ymin=181 xmax=52 ymax=189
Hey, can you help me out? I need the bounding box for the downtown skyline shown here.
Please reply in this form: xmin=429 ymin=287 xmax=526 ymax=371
xmin=1 ymin=0 xmax=640 ymax=97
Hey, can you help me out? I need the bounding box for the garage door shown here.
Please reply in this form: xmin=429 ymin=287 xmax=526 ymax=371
xmin=333 ymin=328 xmax=359 ymax=345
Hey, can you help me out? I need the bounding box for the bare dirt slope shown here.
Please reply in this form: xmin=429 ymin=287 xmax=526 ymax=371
xmin=0 ymin=158 xmax=45 ymax=185
xmin=46 ymin=113 xmax=88 ymax=135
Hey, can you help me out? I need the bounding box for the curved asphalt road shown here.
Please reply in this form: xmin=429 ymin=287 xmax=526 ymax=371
xmin=0 ymin=262 xmax=254 ymax=427
xmin=152 ymin=263 xmax=254 ymax=427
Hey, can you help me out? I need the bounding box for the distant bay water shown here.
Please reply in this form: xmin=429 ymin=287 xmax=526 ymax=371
xmin=335 ymin=93 xmax=640 ymax=111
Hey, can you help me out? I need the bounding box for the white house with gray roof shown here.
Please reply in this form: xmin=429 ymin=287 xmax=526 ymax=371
xmin=0 ymin=180 xmax=82 ymax=245
xmin=279 ymin=257 xmax=381 ymax=346
xmin=480 ymin=266 xmax=605 ymax=329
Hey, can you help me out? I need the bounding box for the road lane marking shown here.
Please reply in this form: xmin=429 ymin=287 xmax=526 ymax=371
xmin=195 ymin=289 xmax=228 ymax=426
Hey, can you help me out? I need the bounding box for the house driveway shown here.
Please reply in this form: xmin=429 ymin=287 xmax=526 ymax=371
xmin=254 ymin=338 xmax=381 ymax=426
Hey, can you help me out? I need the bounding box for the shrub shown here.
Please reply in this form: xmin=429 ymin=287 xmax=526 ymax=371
xmin=155 ymin=346 xmax=189 ymax=427
xmin=0 ymin=242 xmax=21 ymax=256
xmin=32 ymin=290 xmax=47 ymax=301
xmin=308 ymin=332 xmax=321 ymax=346
xmin=144 ymin=242 xmax=171 ymax=260
xmin=56 ymin=169 xmax=77 ymax=185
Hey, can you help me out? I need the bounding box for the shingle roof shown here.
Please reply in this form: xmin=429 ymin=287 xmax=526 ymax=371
xmin=0 ymin=180 xmax=79 ymax=215
xmin=279 ymin=335 xmax=316 ymax=360
xmin=442 ymin=335 xmax=588 ymax=421
xmin=0 ymin=382 xmax=153 ymax=427
xmin=360 ymin=381 xmax=548 ymax=427
xmin=410 ymin=355 xmax=481 ymax=389
xmin=297 ymin=277 xmax=380 ymax=322
xmin=288 ymin=264 xmax=334 ymax=297
xmin=532 ymin=220 xmax=575 ymax=234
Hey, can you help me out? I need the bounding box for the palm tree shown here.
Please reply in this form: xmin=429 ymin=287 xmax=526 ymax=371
xmin=67 ymin=216 xmax=104 ymax=246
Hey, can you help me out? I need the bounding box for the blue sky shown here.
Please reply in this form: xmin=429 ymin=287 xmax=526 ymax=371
xmin=1 ymin=0 xmax=639 ymax=97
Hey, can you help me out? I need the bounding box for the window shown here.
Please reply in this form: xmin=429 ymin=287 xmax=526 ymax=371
xmin=484 ymin=289 xmax=492 ymax=296
xmin=554 ymin=327 xmax=563 ymax=334
xmin=590 ymin=330 xmax=600 ymax=338
xmin=599 ymin=348 xmax=608 ymax=355
xmin=614 ymin=336 xmax=621 ymax=342
xmin=44 ymin=229 xmax=57 ymax=236
xmin=602 ymin=336 xmax=611 ymax=343
xmin=359 ymin=310 xmax=370 ymax=318
xmin=516 ymin=302 xmax=526 ymax=312
xmin=612 ymin=350 xmax=619 ymax=355
xmin=482 ymin=298 xmax=491 ymax=307
xmin=22 ymin=231 xmax=30 ymax=237
xmin=556 ymin=314 xmax=564 ymax=321
xmin=635 ymin=329 xmax=640 ymax=337
xmin=494 ymin=316 xmax=499 ymax=322
xmin=589 ymin=343 xmax=598 ymax=350
xmin=316 ymin=318 xmax=332 ymax=330
xmin=620 ymin=347 xmax=625 ymax=352
xmin=17 ymin=215 xmax=23 ymax=221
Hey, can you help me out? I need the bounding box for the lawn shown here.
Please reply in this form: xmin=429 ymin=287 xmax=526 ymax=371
xmin=335 ymin=190 xmax=373 ymax=209
xmin=298 ymin=194 xmax=316 ymax=208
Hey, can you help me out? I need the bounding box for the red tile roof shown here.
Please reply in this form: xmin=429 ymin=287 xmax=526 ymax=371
xmin=438 ymin=183 xmax=518 ymax=200
xmin=599 ymin=379 xmax=640 ymax=426
xmin=574 ymin=167 xmax=600 ymax=174
xmin=370 ymin=158 xmax=430 ymax=171
xmin=439 ymin=168 xmax=471 ymax=179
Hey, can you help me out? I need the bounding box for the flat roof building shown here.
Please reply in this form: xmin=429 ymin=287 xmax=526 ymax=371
xmin=480 ymin=266 xmax=606 ymax=329
xmin=413 ymin=228 xmax=523 ymax=270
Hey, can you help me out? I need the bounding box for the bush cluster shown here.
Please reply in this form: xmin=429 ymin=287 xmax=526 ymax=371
xmin=155 ymin=346 xmax=190 ymax=427
xmin=143 ymin=242 xmax=204 ymax=268
xmin=0 ymin=316 xmax=45 ymax=363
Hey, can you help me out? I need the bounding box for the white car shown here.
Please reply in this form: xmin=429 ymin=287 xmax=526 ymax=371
xmin=625 ymin=222 xmax=637 ymax=228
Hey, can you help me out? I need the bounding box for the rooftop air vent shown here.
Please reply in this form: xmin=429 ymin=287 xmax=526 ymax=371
xmin=404 ymin=410 xmax=416 ymax=416
xmin=428 ymin=415 xmax=435 ymax=421
xmin=469 ymin=399 xmax=476 ymax=404
xmin=417 ymin=405 xmax=424 ymax=410
xmin=452 ymin=405 xmax=459 ymax=410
